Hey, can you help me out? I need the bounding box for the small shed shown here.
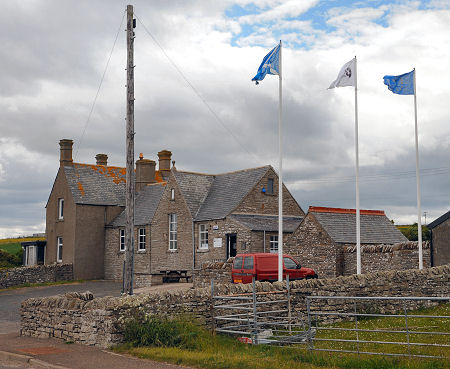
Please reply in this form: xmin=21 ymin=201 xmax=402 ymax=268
xmin=21 ymin=240 xmax=46 ymax=266
xmin=428 ymin=210 xmax=450 ymax=267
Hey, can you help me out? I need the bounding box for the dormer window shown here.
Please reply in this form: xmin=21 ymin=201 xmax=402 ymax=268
xmin=171 ymin=188 xmax=175 ymax=201
xmin=267 ymin=178 xmax=274 ymax=194
xmin=58 ymin=198 xmax=64 ymax=220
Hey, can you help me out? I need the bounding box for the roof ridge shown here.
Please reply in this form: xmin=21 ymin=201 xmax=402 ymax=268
xmin=176 ymin=165 xmax=269 ymax=177
xmin=175 ymin=170 xmax=215 ymax=177
xmin=309 ymin=206 xmax=385 ymax=216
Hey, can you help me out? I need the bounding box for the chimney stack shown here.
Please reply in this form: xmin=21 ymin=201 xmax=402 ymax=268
xmin=158 ymin=150 xmax=172 ymax=174
xmin=135 ymin=153 xmax=156 ymax=191
xmin=95 ymin=154 xmax=108 ymax=166
xmin=59 ymin=139 xmax=73 ymax=166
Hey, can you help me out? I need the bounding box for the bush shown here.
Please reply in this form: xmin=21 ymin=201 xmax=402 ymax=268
xmin=0 ymin=249 xmax=23 ymax=268
xmin=122 ymin=315 xmax=209 ymax=350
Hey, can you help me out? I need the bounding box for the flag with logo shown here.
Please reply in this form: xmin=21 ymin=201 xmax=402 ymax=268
xmin=252 ymin=43 xmax=280 ymax=84
xmin=383 ymin=70 xmax=415 ymax=95
xmin=328 ymin=57 xmax=356 ymax=89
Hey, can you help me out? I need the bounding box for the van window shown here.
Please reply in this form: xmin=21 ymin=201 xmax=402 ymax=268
xmin=243 ymin=256 xmax=254 ymax=270
xmin=233 ymin=256 xmax=243 ymax=269
xmin=283 ymin=257 xmax=298 ymax=269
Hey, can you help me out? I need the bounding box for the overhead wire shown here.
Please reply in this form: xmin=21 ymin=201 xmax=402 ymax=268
xmin=134 ymin=13 xmax=264 ymax=167
xmin=74 ymin=10 xmax=126 ymax=160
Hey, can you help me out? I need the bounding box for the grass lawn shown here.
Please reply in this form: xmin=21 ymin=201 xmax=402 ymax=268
xmin=114 ymin=303 xmax=449 ymax=369
xmin=0 ymin=237 xmax=45 ymax=254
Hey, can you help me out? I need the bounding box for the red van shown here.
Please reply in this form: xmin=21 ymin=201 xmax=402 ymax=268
xmin=232 ymin=253 xmax=317 ymax=284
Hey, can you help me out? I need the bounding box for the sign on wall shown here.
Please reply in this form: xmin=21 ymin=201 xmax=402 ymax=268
xmin=213 ymin=238 xmax=222 ymax=248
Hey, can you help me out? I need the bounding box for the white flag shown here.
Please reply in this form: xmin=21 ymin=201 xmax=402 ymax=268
xmin=328 ymin=57 xmax=356 ymax=89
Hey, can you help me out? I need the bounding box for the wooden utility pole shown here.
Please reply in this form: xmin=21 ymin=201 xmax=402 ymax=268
xmin=123 ymin=4 xmax=135 ymax=295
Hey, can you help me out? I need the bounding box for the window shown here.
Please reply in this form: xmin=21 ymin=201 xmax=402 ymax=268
xmin=58 ymin=198 xmax=64 ymax=219
xmin=243 ymin=256 xmax=254 ymax=270
xmin=267 ymin=178 xmax=274 ymax=194
xmin=120 ymin=229 xmax=125 ymax=251
xmin=138 ymin=228 xmax=146 ymax=251
xmin=283 ymin=257 xmax=298 ymax=270
xmin=57 ymin=237 xmax=63 ymax=262
xmin=233 ymin=256 xmax=243 ymax=269
xmin=170 ymin=188 xmax=175 ymax=200
xmin=270 ymin=235 xmax=278 ymax=253
xmin=199 ymin=224 xmax=208 ymax=249
xmin=169 ymin=214 xmax=177 ymax=250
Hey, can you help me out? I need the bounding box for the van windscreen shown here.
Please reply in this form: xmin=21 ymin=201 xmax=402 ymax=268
xmin=233 ymin=256 xmax=243 ymax=269
xmin=243 ymin=256 xmax=254 ymax=270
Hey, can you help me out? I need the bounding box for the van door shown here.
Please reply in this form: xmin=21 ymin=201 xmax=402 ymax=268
xmin=241 ymin=255 xmax=255 ymax=284
xmin=232 ymin=256 xmax=244 ymax=283
xmin=283 ymin=256 xmax=301 ymax=280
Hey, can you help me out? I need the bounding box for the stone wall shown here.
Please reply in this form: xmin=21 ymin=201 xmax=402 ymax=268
xmin=343 ymin=241 xmax=431 ymax=275
xmin=20 ymin=264 xmax=449 ymax=348
xmin=192 ymin=259 xmax=233 ymax=288
xmin=1 ymin=264 xmax=73 ymax=289
xmin=432 ymin=217 xmax=450 ymax=267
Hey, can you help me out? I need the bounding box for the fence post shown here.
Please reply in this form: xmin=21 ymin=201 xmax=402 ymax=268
xmin=306 ymin=297 xmax=313 ymax=351
xmin=354 ymin=300 xmax=359 ymax=356
xmin=404 ymin=300 xmax=411 ymax=358
xmin=210 ymin=279 xmax=215 ymax=333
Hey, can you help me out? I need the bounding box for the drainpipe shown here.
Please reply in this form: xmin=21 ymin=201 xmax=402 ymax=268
xmin=263 ymin=230 xmax=266 ymax=253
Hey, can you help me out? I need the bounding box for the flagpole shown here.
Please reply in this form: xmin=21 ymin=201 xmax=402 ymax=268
xmin=413 ymin=68 xmax=423 ymax=269
xmin=278 ymin=40 xmax=283 ymax=282
xmin=354 ymin=56 xmax=361 ymax=275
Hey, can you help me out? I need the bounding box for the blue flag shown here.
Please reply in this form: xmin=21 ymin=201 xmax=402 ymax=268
xmin=252 ymin=44 xmax=280 ymax=85
xmin=383 ymin=70 xmax=415 ymax=95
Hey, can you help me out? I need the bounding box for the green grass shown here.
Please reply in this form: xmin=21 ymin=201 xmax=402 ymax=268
xmin=0 ymin=242 xmax=22 ymax=254
xmin=0 ymin=280 xmax=86 ymax=292
xmin=114 ymin=305 xmax=449 ymax=369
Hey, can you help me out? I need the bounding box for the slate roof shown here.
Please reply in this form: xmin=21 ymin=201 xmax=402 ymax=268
xmin=428 ymin=209 xmax=450 ymax=229
xmin=310 ymin=207 xmax=408 ymax=244
xmin=230 ymin=214 xmax=303 ymax=232
xmin=64 ymin=163 xmax=165 ymax=206
xmin=172 ymin=171 xmax=214 ymax=217
xmin=192 ymin=166 xmax=270 ymax=221
xmin=64 ymin=164 xmax=127 ymax=206
xmin=109 ymin=183 xmax=166 ymax=227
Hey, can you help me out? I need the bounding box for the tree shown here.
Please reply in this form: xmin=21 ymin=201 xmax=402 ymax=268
xmin=400 ymin=223 xmax=430 ymax=241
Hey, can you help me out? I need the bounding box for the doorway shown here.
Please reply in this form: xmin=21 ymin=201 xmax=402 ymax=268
xmin=226 ymin=234 xmax=237 ymax=259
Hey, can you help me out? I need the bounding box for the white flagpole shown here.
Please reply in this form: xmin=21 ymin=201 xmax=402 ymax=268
xmin=354 ymin=56 xmax=361 ymax=275
xmin=413 ymin=68 xmax=423 ymax=269
xmin=278 ymin=40 xmax=283 ymax=282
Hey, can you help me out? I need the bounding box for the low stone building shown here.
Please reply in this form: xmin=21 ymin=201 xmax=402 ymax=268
xmin=285 ymin=206 xmax=408 ymax=278
xmin=428 ymin=209 xmax=450 ymax=266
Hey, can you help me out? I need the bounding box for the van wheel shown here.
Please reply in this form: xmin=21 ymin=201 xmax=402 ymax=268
xmin=306 ymin=275 xmax=313 ymax=280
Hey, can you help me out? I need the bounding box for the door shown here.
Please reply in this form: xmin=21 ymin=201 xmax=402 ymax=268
xmin=226 ymin=234 xmax=237 ymax=259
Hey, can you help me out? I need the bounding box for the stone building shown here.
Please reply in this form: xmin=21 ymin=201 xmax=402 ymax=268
xmin=45 ymin=139 xmax=166 ymax=280
xmin=428 ymin=209 xmax=450 ymax=266
xmin=104 ymin=165 xmax=305 ymax=284
xmin=285 ymin=206 xmax=408 ymax=278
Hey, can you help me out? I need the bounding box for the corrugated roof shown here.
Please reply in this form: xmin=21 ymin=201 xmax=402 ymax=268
xmin=311 ymin=208 xmax=407 ymax=244
xmin=172 ymin=171 xmax=214 ymax=217
xmin=109 ymin=183 xmax=166 ymax=227
xmin=230 ymin=214 xmax=303 ymax=232
xmin=193 ymin=166 xmax=269 ymax=221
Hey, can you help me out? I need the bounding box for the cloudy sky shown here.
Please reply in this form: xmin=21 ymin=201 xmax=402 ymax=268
xmin=1 ymin=0 xmax=449 ymax=238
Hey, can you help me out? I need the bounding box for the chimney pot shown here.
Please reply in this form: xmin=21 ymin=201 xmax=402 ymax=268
xmin=95 ymin=154 xmax=108 ymax=166
xmin=59 ymin=139 xmax=73 ymax=166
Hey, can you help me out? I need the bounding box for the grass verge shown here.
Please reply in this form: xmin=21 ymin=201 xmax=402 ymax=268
xmin=114 ymin=305 xmax=449 ymax=369
xmin=0 ymin=279 xmax=85 ymax=292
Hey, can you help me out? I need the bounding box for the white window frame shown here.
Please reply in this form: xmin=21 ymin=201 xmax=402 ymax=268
xmin=169 ymin=214 xmax=177 ymax=250
xmin=119 ymin=229 xmax=125 ymax=252
xmin=58 ymin=198 xmax=64 ymax=220
xmin=138 ymin=228 xmax=146 ymax=251
xmin=199 ymin=224 xmax=208 ymax=250
xmin=170 ymin=188 xmax=175 ymax=200
xmin=270 ymin=235 xmax=278 ymax=253
xmin=57 ymin=237 xmax=63 ymax=262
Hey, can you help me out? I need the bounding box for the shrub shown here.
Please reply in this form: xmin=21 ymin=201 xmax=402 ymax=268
xmin=0 ymin=249 xmax=23 ymax=268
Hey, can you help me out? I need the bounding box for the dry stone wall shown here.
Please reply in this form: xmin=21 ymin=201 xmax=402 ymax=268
xmin=20 ymin=264 xmax=449 ymax=348
xmin=0 ymin=264 xmax=73 ymax=289
xmin=193 ymin=259 xmax=233 ymax=288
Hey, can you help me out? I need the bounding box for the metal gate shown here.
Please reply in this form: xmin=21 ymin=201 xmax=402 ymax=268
xmin=212 ymin=280 xmax=449 ymax=359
